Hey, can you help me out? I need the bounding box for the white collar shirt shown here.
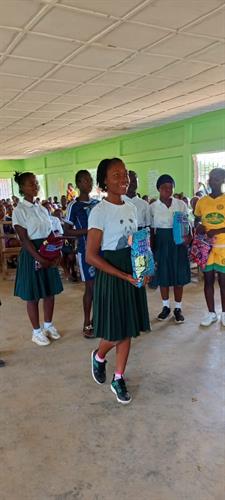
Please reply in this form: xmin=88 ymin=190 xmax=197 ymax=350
xmin=12 ymin=199 xmax=52 ymax=239
xmin=150 ymin=198 xmax=187 ymax=229
xmin=123 ymin=195 xmax=151 ymax=228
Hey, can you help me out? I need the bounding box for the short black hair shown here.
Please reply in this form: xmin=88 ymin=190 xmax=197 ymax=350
xmin=96 ymin=158 xmax=123 ymax=191
xmin=14 ymin=171 xmax=34 ymax=196
xmin=75 ymin=169 xmax=90 ymax=186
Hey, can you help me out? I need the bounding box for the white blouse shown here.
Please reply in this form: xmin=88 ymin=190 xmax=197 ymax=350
xmin=12 ymin=200 xmax=52 ymax=239
xmin=88 ymin=199 xmax=137 ymax=251
xmin=150 ymin=198 xmax=188 ymax=229
xmin=123 ymin=195 xmax=151 ymax=228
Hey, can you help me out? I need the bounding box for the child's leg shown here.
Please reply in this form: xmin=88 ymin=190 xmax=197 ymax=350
xmin=83 ymin=280 xmax=94 ymax=327
xmin=160 ymin=286 xmax=169 ymax=300
xmin=218 ymin=272 xmax=225 ymax=312
xmin=204 ymin=271 xmax=215 ymax=312
xmin=173 ymin=286 xmax=183 ymax=303
xmin=115 ymin=338 xmax=131 ymax=374
xmin=43 ymin=295 xmax=54 ymax=322
xmin=27 ymin=300 xmax=40 ymax=329
xmin=97 ymin=339 xmax=115 ymax=358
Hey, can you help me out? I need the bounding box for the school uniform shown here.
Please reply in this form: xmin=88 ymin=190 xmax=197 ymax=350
xmin=88 ymin=199 xmax=150 ymax=341
xmin=150 ymin=198 xmax=190 ymax=287
xmin=12 ymin=200 xmax=63 ymax=301
xmin=195 ymin=194 xmax=225 ymax=273
xmin=123 ymin=195 xmax=151 ymax=229
xmin=65 ymin=198 xmax=98 ymax=282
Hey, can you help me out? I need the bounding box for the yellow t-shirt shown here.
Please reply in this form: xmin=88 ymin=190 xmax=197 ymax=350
xmin=195 ymin=194 xmax=225 ymax=246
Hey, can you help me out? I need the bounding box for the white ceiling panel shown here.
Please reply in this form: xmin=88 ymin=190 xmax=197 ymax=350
xmin=32 ymin=6 xmax=115 ymax=41
xmin=0 ymin=28 xmax=18 ymax=52
xmin=0 ymin=0 xmax=41 ymax=28
xmin=100 ymin=22 xmax=170 ymax=50
xmin=0 ymin=0 xmax=225 ymax=158
xmin=127 ymin=75 xmax=175 ymax=91
xmin=59 ymin=0 xmax=144 ymax=17
xmin=117 ymin=53 xmax=178 ymax=75
xmin=145 ymin=34 xmax=216 ymax=58
xmin=185 ymin=9 xmax=225 ymax=38
xmin=0 ymin=74 xmax=36 ymax=90
xmin=133 ymin=0 xmax=224 ymax=30
xmin=192 ymin=43 xmax=225 ymax=65
xmin=33 ymin=79 xmax=77 ymax=93
xmin=68 ymin=46 xmax=131 ymax=69
xmin=0 ymin=57 xmax=54 ymax=78
xmin=12 ymin=33 xmax=81 ymax=62
xmin=91 ymin=71 xmax=140 ymax=87
xmin=49 ymin=65 xmax=101 ymax=82
xmin=155 ymin=60 xmax=214 ymax=80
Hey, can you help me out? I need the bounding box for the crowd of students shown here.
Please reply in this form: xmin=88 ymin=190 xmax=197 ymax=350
xmin=0 ymin=164 xmax=225 ymax=404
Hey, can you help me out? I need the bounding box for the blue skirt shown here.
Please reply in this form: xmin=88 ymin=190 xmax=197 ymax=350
xmin=14 ymin=239 xmax=63 ymax=301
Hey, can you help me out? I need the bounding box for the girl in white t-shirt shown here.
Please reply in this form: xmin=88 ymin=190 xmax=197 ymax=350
xmin=12 ymin=172 xmax=63 ymax=347
xmin=86 ymin=158 xmax=150 ymax=404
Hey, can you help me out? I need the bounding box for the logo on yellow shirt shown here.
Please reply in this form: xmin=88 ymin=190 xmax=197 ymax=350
xmin=205 ymin=212 xmax=225 ymax=224
xmin=216 ymin=204 xmax=224 ymax=210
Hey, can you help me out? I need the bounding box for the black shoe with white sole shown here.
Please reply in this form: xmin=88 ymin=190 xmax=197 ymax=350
xmin=157 ymin=306 xmax=171 ymax=321
xmin=91 ymin=350 xmax=107 ymax=384
xmin=111 ymin=376 xmax=132 ymax=404
xmin=174 ymin=308 xmax=184 ymax=323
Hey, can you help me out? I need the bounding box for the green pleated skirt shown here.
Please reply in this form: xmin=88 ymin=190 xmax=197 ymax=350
xmin=14 ymin=239 xmax=63 ymax=301
xmin=93 ymin=247 xmax=150 ymax=341
xmin=155 ymin=228 xmax=190 ymax=287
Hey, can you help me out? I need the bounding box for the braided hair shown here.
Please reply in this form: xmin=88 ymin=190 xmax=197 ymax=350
xmin=14 ymin=171 xmax=34 ymax=196
xmin=96 ymin=158 xmax=123 ymax=191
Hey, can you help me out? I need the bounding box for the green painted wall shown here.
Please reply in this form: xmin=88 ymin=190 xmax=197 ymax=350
xmin=0 ymin=159 xmax=23 ymax=179
xmin=1 ymin=108 xmax=225 ymax=197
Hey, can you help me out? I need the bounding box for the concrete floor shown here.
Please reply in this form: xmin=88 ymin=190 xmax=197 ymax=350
xmin=0 ymin=275 xmax=224 ymax=500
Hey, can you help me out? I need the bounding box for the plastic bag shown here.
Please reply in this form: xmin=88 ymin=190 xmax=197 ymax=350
xmin=130 ymin=228 xmax=155 ymax=287
xmin=173 ymin=211 xmax=189 ymax=245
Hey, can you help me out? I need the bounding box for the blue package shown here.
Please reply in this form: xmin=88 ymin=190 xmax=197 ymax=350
xmin=130 ymin=228 xmax=155 ymax=287
xmin=173 ymin=211 xmax=189 ymax=245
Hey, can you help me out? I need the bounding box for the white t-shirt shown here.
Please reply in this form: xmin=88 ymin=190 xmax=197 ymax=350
xmin=150 ymin=198 xmax=188 ymax=229
xmin=88 ymin=199 xmax=137 ymax=251
xmin=12 ymin=200 xmax=52 ymax=239
xmin=123 ymin=195 xmax=151 ymax=228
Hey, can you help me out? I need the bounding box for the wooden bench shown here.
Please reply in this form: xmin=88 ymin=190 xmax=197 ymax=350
xmin=0 ymin=221 xmax=21 ymax=280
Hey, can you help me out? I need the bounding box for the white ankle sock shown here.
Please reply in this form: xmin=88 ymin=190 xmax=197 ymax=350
xmin=162 ymin=299 xmax=170 ymax=308
xmin=44 ymin=321 xmax=52 ymax=329
xmin=175 ymin=302 xmax=182 ymax=310
xmin=33 ymin=327 xmax=42 ymax=335
xmin=95 ymin=352 xmax=105 ymax=363
xmin=114 ymin=372 xmax=123 ymax=380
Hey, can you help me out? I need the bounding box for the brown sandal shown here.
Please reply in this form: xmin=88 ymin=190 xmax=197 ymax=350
xmin=82 ymin=325 xmax=95 ymax=339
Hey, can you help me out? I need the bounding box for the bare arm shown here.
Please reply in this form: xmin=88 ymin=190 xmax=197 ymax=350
xmin=14 ymin=225 xmax=55 ymax=268
xmin=64 ymin=221 xmax=87 ymax=237
xmin=86 ymin=228 xmax=139 ymax=286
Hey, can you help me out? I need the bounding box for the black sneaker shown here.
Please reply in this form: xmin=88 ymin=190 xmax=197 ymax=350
xmin=111 ymin=376 xmax=132 ymax=404
xmin=91 ymin=350 xmax=106 ymax=385
xmin=157 ymin=306 xmax=171 ymax=321
xmin=0 ymin=359 xmax=5 ymax=367
xmin=174 ymin=308 xmax=184 ymax=323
